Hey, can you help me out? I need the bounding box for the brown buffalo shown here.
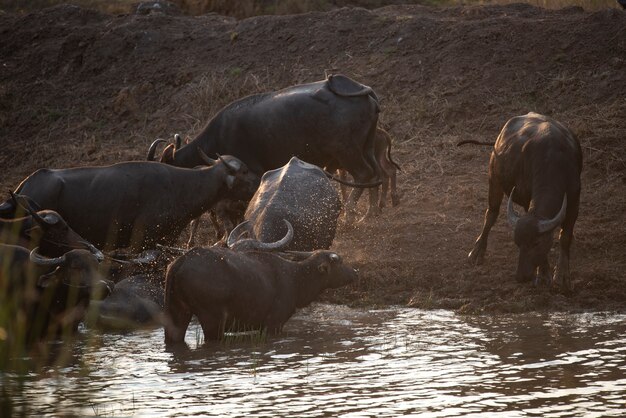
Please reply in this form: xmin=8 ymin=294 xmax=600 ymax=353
xmin=459 ymin=112 xmax=582 ymax=292
xmin=164 ymin=247 xmax=357 ymax=344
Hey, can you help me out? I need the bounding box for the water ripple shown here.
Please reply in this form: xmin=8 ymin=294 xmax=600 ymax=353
xmin=2 ymin=306 xmax=625 ymax=417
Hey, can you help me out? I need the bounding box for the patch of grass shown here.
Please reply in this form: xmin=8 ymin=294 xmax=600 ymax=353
xmin=169 ymin=69 xmax=273 ymax=136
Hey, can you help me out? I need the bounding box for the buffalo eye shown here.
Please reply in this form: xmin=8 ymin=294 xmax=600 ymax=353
xmin=318 ymin=262 xmax=330 ymax=274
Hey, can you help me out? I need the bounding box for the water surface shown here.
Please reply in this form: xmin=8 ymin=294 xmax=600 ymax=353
xmin=3 ymin=305 xmax=625 ymax=416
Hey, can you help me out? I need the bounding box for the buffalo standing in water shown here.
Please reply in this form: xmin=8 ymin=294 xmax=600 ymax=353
xmin=164 ymin=246 xmax=357 ymax=344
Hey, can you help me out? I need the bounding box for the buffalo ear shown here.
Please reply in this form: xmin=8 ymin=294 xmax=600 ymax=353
xmin=318 ymin=261 xmax=330 ymax=275
xmin=225 ymin=175 xmax=236 ymax=189
xmin=25 ymin=225 xmax=42 ymax=238
xmin=37 ymin=268 xmax=60 ymax=288
xmin=41 ymin=212 xmax=61 ymax=225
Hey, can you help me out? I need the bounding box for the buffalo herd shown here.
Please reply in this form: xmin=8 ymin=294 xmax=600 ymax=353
xmin=0 ymin=74 xmax=582 ymax=349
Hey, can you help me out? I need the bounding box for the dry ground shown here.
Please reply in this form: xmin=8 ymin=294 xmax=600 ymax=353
xmin=0 ymin=3 xmax=624 ymax=313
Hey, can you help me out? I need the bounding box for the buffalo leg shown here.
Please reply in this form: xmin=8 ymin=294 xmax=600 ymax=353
xmin=389 ymin=166 xmax=399 ymax=207
xmin=341 ymin=142 xmax=382 ymax=223
xmin=363 ymin=179 xmax=381 ymax=222
xmin=164 ymin=301 xmax=192 ymax=344
xmin=196 ymin=312 xmax=222 ymax=342
xmin=338 ymin=169 xmax=349 ymax=202
xmin=468 ymin=179 xmax=503 ymax=265
xmin=187 ymin=218 xmax=201 ymax=249
xmin=553 ymin=197 xmax=579 ymax=294
xmin=343 ymin=181 xmax=365 ymax=225
xmin=379 ymin=173 xmax=389 ymax=209
xmin=535 ymin=259 xmax=551 ymax=287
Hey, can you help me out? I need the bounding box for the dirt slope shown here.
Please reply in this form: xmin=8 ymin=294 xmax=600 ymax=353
xmin=0 ymin=3 xmax=624 ymax=312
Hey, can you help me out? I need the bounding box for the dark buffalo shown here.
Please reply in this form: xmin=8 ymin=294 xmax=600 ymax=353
xmin=92 ymin=274 xmax=165 ymax=330
xmin=163 ymin=247 xmax=357 ymax=344
xmin=335 ymin=127 xmax=401 ymax=209
xmin=0 ymin=193 xmax=103 ymax=259
xmin=91 ymin=223 xmax=295 ymax=330
xmin=147 ymin=74 xmax=382 ymax=222
xmin=227 ymin=157 xmax=342 ymax=251
xmin=148 ymin=135 xmax=247 ymax=248
xmin=459 ymin=112 xmax=582 ymax=292
xmin=0 ymin=153 xmax=259 ymax=251
xmin=0 ymin=244 xmax=112 ymax=343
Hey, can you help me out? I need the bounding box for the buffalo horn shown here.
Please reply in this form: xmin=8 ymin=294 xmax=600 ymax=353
xmin=197 ymin=147 xmax=218 ymax=166
xmin=217 ymin=154 xmax=241 ymax=172
xmin=174 ymin=133 xmax=182 ymax=150
xmin=227 ymin=220 xmax=253 ymax=248
xmin=229 ymin=219 xmax=294 ymax=251
xmin=147 ymin=138 xmax=168 ymax=161
xmin=282 ymin=250 xmax=315 ymax=260
xmin=537 ymin=194 xmax=568 ymax=234
xmin=10 ymin=191 xmax=40 ymax=219
xmin=80 ymin=241 xmax=105 ymax=262
xmin=507 ymin=187 xmax=521 ymax=229
xmin=253 ymin=219 xmax=294 ymax=251
xmin=29 ymin=247 xmax=67 ymax=267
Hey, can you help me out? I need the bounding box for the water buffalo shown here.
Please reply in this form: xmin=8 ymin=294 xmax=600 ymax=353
xmin=335 ymin=127 xmax=401 ymax=209
xmin=459 ymin=112 xmax=582 ymax=292
xmin=147 ymin=74 xmax=382 ymax=223
xmin=227 ymin=157 xmax=342 ymax=251
xmin=0 ymin=244 xmax=112 ymax=343
xmin=92 ymin=274 xmax=165 ymax=330
xmin=163 ymin=247 xmax=357 ymax=344
xmin=0 ymin=193 xmax=103 ymax=259
xmin=0 ymin=153 xmax=259 ymax=251
xmin=148 ymin=135 xmax=247 ymax=248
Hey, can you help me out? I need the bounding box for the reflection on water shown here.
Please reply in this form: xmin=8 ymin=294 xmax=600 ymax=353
xmin=2 ymin=305 xmax=625 ymax=417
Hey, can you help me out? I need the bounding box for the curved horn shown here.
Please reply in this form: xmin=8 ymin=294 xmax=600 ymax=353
xmin=79 ymin=241 xmax=105 ymax=262
xmin=230 ymin=219 xmax=294 ymax=251
xmin=254 ymin=219 xmax=293 ymax=251
xmin=537 ymin=194 xmax=568 ymax=234
xmin=174 ymin=133 xmax=182 ymax=150
xmin=282 ymin=250 xmax=315 ymax=260
xmin=197 ymin=147 xmax=218 ymax=166
xmin=323 ymin=170 xmax=383 ymax=188
xmin=227 ymin=220 xmax=253 ymax=248
xmin=147 ymin=138 xmax=168 ymax=161
xmin=507 ymin=187 xmax=521 ymax=229
xmin=217 ymin=154 xmax=240 ymax=172
xmin=29 ymin=247 xmax=66 ymax=267
xmin=10 ymin=192 xmax=41 ymax=219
